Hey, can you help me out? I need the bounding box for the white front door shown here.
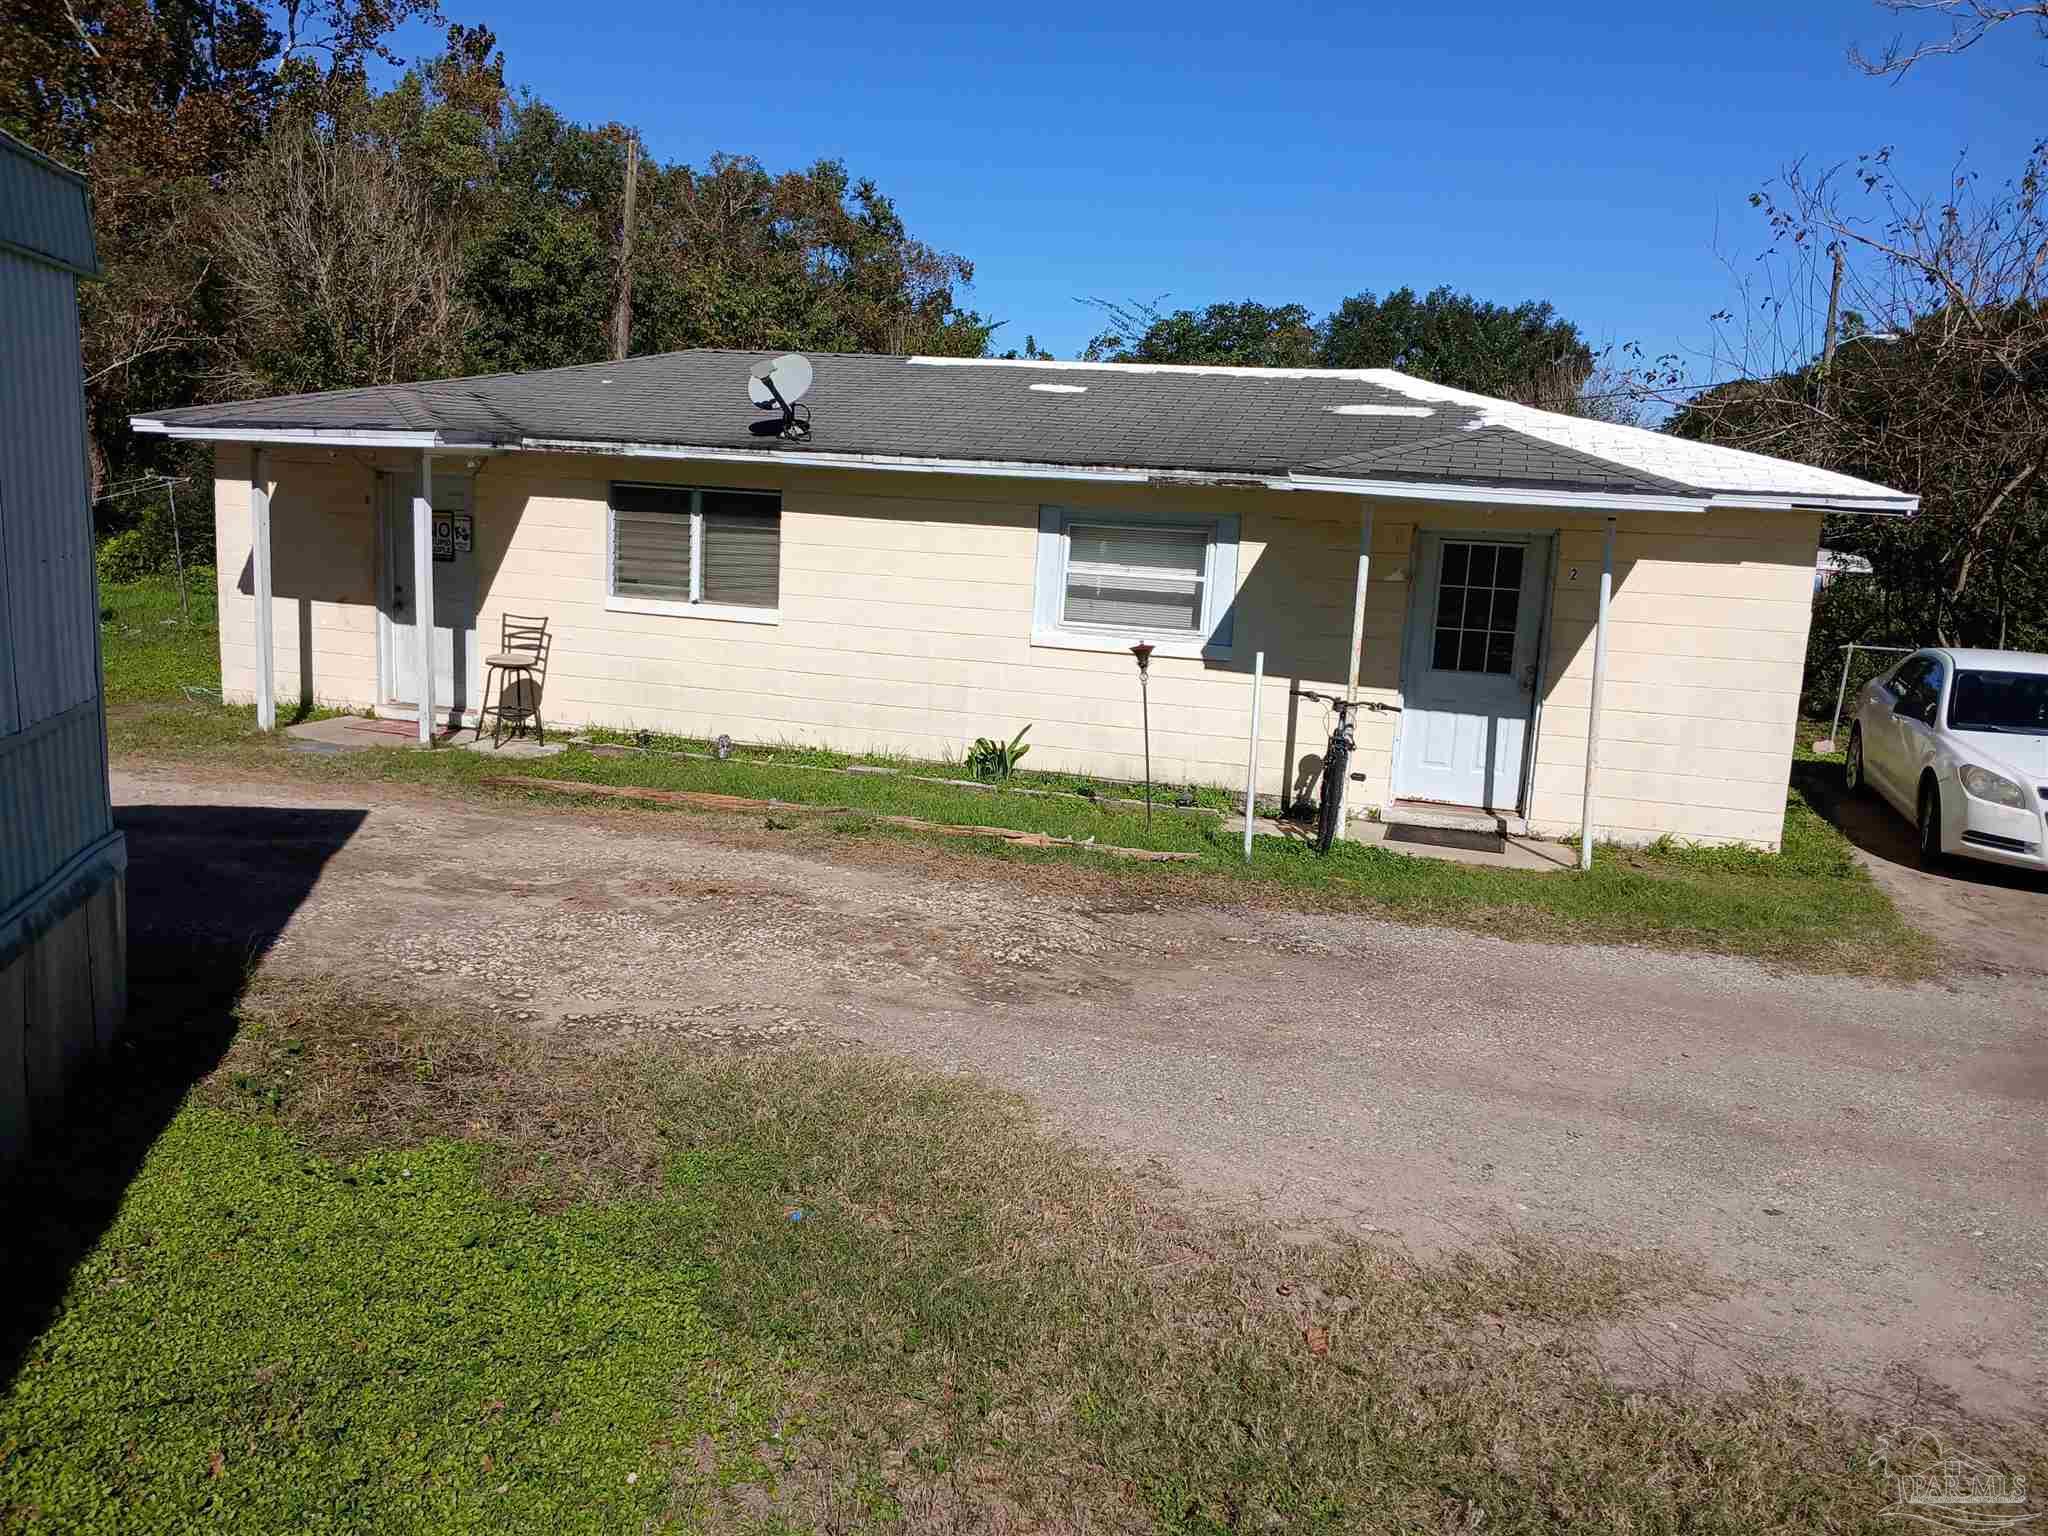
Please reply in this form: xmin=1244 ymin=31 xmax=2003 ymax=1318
xmin=1393 ymin=531 xmax=1551 ymax=811
xmin=379 ymin=471 xmax=479 ymax=722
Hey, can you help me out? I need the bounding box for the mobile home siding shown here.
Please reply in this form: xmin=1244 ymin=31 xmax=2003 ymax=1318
xmin=0 ymin=132 xmax=124 ymax=1173
xmin=213 ymin=452 xmax=1820 ymax=849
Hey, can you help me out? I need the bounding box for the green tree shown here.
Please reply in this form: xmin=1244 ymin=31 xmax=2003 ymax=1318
xmin=1673 ymin=143 xmax=2048 ymax=665
xmin=1080 ymin=298 xmax=1320 ymax=366
xmin=1318 ymin=286 xmax=1595 ymax=409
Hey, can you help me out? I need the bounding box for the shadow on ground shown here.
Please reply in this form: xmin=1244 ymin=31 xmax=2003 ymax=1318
xmin=1794 ymin=762 xmax=2048 ymax=893
xmin=0 ymin=805 xmax=364 ymax=1388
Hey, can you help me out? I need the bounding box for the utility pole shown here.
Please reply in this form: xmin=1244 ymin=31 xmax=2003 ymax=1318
xmin=1821 ymin=244 xmax=1845 ymax=368
xmin=611 ymin=137 xmax=638 ymax=362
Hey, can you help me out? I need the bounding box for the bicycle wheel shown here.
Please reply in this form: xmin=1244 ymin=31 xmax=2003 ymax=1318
xmin=1315 ymin=738 xmax=1349 ymax=854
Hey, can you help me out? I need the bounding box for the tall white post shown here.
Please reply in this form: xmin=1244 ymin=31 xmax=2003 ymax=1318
xmin=250 ymin=447 xmax=275 ymax=731
xmin=1339 ymin=499 xmax=1375 ymax=837
xmin=1578 ymin=515 xmax=1616 ymax=871
xmin=413 ymin=450 xmax=436 ymax=744
xmin=1242 ymin=648 xmax=1265 ymax=862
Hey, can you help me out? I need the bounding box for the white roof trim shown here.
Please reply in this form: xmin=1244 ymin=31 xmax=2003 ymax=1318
xmin=908 ymin=355 xmax=1918 ymax=510
xmin=1360 ymin=371 xmax=1916 ymax=507
xmin=130 ymin=420 xmax=490 ymax=451
xmin=128 ymin=415 xmax=1900 ymax=515
xmin=907 ymin=355 xmax=1397 ymax=381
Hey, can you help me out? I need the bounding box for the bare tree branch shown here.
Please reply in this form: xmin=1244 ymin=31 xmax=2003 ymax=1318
xmin=1851 ymin=0 xmax=2048 ymax=78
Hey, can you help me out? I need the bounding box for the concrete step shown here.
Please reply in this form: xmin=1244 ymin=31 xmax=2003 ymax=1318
xmin=1380 ymin=801 xmax=1516 ymax=853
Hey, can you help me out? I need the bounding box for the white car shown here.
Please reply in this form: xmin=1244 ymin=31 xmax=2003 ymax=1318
xmin=1844 ymin=647 xmax=2048 ymax=871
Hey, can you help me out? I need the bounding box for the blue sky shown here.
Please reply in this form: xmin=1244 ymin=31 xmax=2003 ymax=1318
xmin=392 ymin=1 xmax=2039 ymax=372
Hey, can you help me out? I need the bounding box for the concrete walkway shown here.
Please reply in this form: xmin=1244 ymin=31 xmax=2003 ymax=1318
xmin=283 ymin=715 xmax=564 ymax=759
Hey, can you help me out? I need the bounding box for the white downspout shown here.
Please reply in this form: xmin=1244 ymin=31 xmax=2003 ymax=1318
xmin=250 ymin=447 xmax=275 ymax=731
xmin=1340 ymin=499 xmax=1375 ymax=837
xmin=1578 ymin=515 xmax=1616 ymax=871
xmin=414 ymin=450 xmax=436 ymax=745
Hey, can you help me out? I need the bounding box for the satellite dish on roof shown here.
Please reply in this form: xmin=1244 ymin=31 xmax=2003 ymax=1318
xmin=747 ymin=352 xmax=814 ymax=409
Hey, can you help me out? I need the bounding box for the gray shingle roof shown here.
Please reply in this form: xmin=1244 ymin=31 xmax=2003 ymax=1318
xmin=134 ymin=349 xmax=1918 ymax=508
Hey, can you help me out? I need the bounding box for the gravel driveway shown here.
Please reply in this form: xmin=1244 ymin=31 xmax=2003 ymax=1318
xmin=113 ymin=764 xmax=2048 ymax=1418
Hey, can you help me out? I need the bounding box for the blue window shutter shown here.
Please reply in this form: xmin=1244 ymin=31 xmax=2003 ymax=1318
xmin=1206 ymin=514 xmax=1240 ymax=651
xmin=1033 ymin=506 xmax=1066 ymax=630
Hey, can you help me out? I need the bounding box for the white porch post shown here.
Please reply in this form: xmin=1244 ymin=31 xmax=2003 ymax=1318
xmin=1578 ymin=515 xmax=1616 ymax=871
xmin=1340 ymin=498 xmax=1375 ymax=837
xmin=413 ymin=450 xmax=436 ymax=744
xmin=250 ymin=447 xmax=275 ymax=731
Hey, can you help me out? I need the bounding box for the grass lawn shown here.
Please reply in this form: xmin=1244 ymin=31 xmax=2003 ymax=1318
xmin=97 ymin=572 xmax=1935 ymax=977
xmin=5 ymin=975 xmax=2038 ymax=1532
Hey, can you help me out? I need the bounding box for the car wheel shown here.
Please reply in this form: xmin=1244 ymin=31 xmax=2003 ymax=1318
xmin=1844 ymin=727 xmax=1867 ymax=797
xmin=1917 ymin=777 xmax=1947 ymax=866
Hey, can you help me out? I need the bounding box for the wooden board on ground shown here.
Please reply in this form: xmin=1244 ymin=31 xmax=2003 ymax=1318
xmin=482 ymin=777 xmax=1201 ymax=862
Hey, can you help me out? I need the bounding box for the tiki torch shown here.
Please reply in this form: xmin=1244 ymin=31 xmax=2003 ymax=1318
xmin=1130 ymin=642 xmax=1154 ymax=832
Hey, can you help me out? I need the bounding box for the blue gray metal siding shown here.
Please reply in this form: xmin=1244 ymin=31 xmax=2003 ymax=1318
xmin=0 ymin=220 xmax=112 ymax=920
xmin=0 ymin=132 xmax=98 ymax=278
xmin=0 ymin=703 xmax=110 ymax=917
xmin=0 ymin=249 xmax=100 ymax=729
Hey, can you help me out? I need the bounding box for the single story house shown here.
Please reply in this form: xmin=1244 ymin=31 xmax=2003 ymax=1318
xmin=132 ymin=351 xmax=1916 ymax=850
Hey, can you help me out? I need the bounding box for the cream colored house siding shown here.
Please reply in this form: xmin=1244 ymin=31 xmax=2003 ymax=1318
xmin=213 ymin=445 xmax=380 ymax=708
xmin=212 ymin=446 xmax=1821 ymax=849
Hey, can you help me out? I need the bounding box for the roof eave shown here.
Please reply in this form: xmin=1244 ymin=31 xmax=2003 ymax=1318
xmin=1707 ymin=492 xmax=1919 ymax=517
xmin=126 ymin=418 xmax=1920 ymax=514
xmin=129 ymin=418 xmax=502 ymax=451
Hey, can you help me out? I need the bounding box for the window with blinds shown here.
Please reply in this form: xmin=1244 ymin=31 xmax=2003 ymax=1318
xmin=609 ymin=484 xmax=780 ymax=613
xmin=1062 ymin=522 xmax=1208 ymax=633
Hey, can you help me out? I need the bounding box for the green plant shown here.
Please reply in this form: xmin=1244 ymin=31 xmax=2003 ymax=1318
xmin=965 ymin=724 xmax=1031 ymax=782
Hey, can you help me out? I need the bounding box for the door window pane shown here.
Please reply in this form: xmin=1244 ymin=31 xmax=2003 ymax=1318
xmin=1427 ymin=539 xmax=1526 ymax=677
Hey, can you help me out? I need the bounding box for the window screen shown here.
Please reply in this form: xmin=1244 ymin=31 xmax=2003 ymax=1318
xmin=701 ymin=491 xmax=780 ymax=609
xmin=610 ymin=484 xmax=780 ymax=611
xmin=612 ymin=484 xmax=695 ymax=603
xmin=1063 ymin=522 xmax=1207 ymax=633
xmin=1430 ymin=540 xmax=1524 ymax=675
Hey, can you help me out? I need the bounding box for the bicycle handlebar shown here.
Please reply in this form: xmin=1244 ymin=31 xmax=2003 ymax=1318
xmin=1291 ymin=688 xmax=1399 ymax=712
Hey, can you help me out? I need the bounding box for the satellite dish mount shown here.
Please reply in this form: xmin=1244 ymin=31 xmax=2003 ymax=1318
xmin=747 ymin=353 xmax=815 ymax=441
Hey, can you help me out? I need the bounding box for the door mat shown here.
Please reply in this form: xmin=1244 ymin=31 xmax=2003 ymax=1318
xmin=1384 ymin=822 xmax=1504 ymax=854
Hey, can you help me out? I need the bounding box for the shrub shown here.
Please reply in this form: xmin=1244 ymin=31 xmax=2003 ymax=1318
xmin=94 ymin=492 xmax=214 ymax=585
xmin=965 ymin=725 xmax=1031 ymax=782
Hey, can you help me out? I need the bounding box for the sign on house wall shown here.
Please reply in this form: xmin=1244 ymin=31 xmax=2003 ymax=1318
xmin=433 ymin=512 xmax=473 ymax=563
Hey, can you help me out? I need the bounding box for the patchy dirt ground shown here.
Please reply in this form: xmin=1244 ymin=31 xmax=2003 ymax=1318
xmin=114 ymin=763 xmax=2048 ymax=1420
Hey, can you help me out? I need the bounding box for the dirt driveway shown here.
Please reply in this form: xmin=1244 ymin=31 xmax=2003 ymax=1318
xmin=1796 ymin=762 xmax=2048 ymax=981
xmin=113 ymin=764 xmax=2048 ymax=1419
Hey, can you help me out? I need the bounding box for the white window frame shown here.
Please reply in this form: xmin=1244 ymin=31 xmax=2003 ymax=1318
xmin=605 ymin=482 xmax=780 ymax=624
xmin=1032 ymin=504 xmax=1239 ymax=659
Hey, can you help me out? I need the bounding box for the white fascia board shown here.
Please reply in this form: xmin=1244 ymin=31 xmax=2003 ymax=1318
xmin=1285 ymin=472 xmax=1710 ymax=512
xmin=1708 ymin=493 xmax=1919 ymax=517
xmin=128 ymin=418 xmax=501 ymax=452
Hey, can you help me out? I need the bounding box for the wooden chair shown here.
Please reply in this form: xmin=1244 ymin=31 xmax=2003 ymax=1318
xmin=478 ymin=614 xmax=549 ymax=747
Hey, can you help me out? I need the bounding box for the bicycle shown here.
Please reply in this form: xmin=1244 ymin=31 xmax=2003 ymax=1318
xmin=1294 ymin=689 xmax=1363 ymax=854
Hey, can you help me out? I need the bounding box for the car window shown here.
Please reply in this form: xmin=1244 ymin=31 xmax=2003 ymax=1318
xmin=1949 ymin=670 xmax=2048 ymax=734
xmin=1893 ymin=657 xmax=1943 ymax=725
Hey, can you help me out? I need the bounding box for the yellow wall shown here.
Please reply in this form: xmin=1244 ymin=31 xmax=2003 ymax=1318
xmin=213 ymin=446 xmax=1821 ymax=848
